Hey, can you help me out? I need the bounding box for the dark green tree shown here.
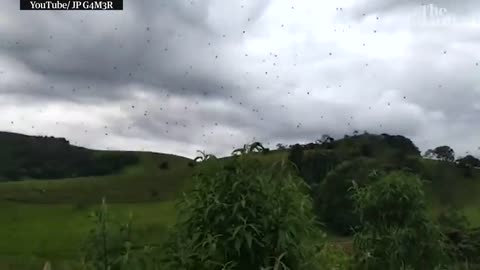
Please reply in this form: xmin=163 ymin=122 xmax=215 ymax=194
xmin=457 ymin=155 xmax=480 ymax=168
xmin=351 ymin=172 xmax=449 ymax=269
xmin=315 ymin=158 xmax=378 ymax=235
xmin=425 ymin=146 xmax=455 ymax=162
xmin=288 ymin=144 xmax=304 ymax=172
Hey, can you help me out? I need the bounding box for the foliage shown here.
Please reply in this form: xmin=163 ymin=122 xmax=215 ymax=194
xmin=232 ymin=142 xmax=267 ymax=156
xmin=456 ymin=155 xmax=480 ymax=178
xmin=317 ymin=135 xmax=335 ymax=145
xmin=288 ymin=144 xmax=304 ymax=172
xmin=425 ymin=146 xmax=456 ymax=162
xmin=3 ymin=131 xmax=480 ymax=269
xmin=82 ymin=198 xmax=159 ymax=270
xmin=398 ymin=155 xmax=424 ymax=173
xmin=315 ymin=158 xmax=379 ymax=235
xmin=379 ymin=134 xmax=421 ymax=157
xmin=437 ymin=208 xmax=480 ymax=267
xmin=438 ymin=207 xmax=470 ymax=232
xmin=276 ymin=143 xmax=287 ymax=150
xmin=0 ymin=132 xmax=138 ymax=181
xmin=194 ymin=150 xmax=217 ymax=163
xmin=456 ymin=155 xmax=480 ymax=168
xmin=351 ymin=171 xmax=449 ymax=270
xmin=288 ymin=147 xmax=339 ymax=187
xmin=162 ymin=146 xmax=327 ymax=270
xmin=443 ymin=227 xmax=480 ymax=267
xmin=315 ymin=243 xmax=351 ymax=270
xmin=0 ymin=152 xmax=193 ymax=204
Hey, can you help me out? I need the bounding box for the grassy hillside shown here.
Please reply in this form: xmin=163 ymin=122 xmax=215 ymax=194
xmin=1 ymin=131 xmax=480 ymax=269
xmin=0 ymin=150 xmax=193 ymax=269
xmin=0 ymin=132 xmax=139 ymax=181
xmin=0 ymin=151 xmax=194 ymax=204
xmin=0 ymin=132 xmax=196 ymax=268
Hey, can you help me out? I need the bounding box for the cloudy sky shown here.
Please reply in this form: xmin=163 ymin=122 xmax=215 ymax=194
xmin=1 ymin=0 xmax=480 ymax=158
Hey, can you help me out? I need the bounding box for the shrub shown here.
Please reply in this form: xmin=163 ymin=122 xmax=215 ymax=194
xmin=288 ymin=144 xmax=304 ymax=171
xmin=297 ymin=151 xmax=339 ymax=186
xmin=162 ymin=151 xmax=327 ymax=270
xmin=314 ymin=158 xmax=378 ymax=235
xmin=351 ymin=171 xmax=449 ymax=269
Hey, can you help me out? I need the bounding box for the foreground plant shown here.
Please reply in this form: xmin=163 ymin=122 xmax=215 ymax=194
xmin=82 ymin=198 xmax=158 ymax=270
xmin=163 ymin=146 xmax=329 ymax=270
xmin=351 ymin=171 xmax=449 ymax=270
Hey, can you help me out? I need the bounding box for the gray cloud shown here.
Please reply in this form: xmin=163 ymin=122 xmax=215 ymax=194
xmin=0 ymin=0 xmax=479 ymax=158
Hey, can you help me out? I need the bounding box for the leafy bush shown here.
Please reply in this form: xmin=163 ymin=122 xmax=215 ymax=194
xmin=296 ymin=151 xmax=339 ymax=186
xmin=288 ymin=144 xmax=304 ymax=171
xmin=351 ymin=171 xmax=449 ymax=270
xmin=443 ymin=228 xmax=480 ymax=268
xmin=162 ymin=150 xmax=327 ymax=270
xmin=314 ymin=158 xmax=378 ymax=235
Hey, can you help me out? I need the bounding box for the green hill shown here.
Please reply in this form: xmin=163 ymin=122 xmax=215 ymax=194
xmin=286 ymin=133 xmax=480 ymax=234
xmin=0 ymin=132 xmax=196 ymax=269
xmin=0 ymin=132 xmax=139 ymax=181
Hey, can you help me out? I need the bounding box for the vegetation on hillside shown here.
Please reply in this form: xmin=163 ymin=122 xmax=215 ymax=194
xmin=75 ymin=142 xmax=480 ymax=270
xmin=351 ymin=171 xmax=449 ymax=269
xmin=286 ymin=132 xmax=480 ymax=236
xmin=162 ymin=149 xmax=330 ymax=270
xmin=0 ymin=132 xmax=139 ymax=181
xmin=1 ymin=131 xmax=480 ymax=269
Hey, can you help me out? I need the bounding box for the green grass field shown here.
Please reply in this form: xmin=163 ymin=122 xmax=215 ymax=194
xmin=0 ymin=151 xmax=193 ymax=269
xmin=1 ymin=149 xmax=480 ymax=269
xmin=0 ymin=201 xmax=176 ymax=270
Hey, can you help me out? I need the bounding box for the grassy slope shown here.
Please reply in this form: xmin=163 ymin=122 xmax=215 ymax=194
xmin=0 ymin=152 xmax=193 ymax=203
xmin=422 ymin=158 xmax=480 ymax=224
xmin=0 ymin=151 xmax=194 ymax=269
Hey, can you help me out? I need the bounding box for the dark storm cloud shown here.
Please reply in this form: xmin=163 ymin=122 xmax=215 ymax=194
xmin=0 ymin=0 xmax=271 ymax=103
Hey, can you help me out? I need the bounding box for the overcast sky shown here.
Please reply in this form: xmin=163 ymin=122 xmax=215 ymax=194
xmin=1 ymin=0 xmax=480 ymax=158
